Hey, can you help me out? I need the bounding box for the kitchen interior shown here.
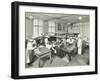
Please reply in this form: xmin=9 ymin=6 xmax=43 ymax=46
xmin=25 ymin=12 xmax=90 ymax=68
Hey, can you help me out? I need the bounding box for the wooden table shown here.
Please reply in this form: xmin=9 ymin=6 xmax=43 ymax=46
xmin=35 ymin=47 xmax=51 ymax=67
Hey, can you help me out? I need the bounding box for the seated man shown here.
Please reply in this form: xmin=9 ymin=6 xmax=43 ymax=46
xmin=50 ymin=41 xmax=57 ymax=61
xmin=46 ymin=42 xmax=52 ymax=49
xmin=58 ymin=37 xmax=77 ymax=61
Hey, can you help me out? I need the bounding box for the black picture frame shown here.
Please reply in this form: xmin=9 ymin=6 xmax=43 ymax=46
xmin=11 ymin=1 xmax=98 ymax=79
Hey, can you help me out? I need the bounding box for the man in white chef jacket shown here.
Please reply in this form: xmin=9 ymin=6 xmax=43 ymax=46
xmin=77 ymin=34 xmax=82 ymax=55
xmin=26 ymin=39 xmax=36 ymax=65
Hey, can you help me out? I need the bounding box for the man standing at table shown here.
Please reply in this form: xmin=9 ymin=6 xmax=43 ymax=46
xmin=77 ymin=34 xmax=82 ymax=55
xmin=26 ymin=39 xmax=36 ymax=66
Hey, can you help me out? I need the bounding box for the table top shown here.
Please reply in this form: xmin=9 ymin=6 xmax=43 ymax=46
xmin=35 ymin=47 xmax=51 ymax=56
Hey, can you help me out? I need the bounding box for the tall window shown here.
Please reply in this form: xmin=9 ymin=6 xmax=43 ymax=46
xmin=33 ymin=19 xmax=43 ymax=37
xmin=48 ymin=21 xmax=56 ymax=33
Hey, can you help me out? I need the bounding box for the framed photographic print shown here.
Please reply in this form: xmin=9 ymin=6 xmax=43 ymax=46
xmin=11 ymin=1 xmax=98 ymax=79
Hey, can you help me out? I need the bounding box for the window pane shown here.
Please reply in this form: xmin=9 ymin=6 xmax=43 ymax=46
xmin=48 ymin=21 xmax=56 ymax=33
xmin=51 ymin=28 xmax=55 ymax=32
xmin=48 ymin=28 xmax=51 ymax=32
xmin=39 ymin=19 xmax=43 ymax=26
xmin=33 ymin=19 xmax=38 ymax=25
xmin=33 ymin=27 xmax=38 ymax=30
xmin=33 ymin=18 xmax=43 ymax=37
xmin=39 ymin=28 xmax=42 ymax=33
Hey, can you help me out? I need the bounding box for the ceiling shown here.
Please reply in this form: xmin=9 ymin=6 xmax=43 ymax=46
xmin=25 ymin=12 xmax=89 ymax=23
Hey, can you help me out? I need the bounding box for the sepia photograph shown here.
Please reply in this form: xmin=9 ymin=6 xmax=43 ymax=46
xmin=25 ymin=12 xmax=90 ymax=68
